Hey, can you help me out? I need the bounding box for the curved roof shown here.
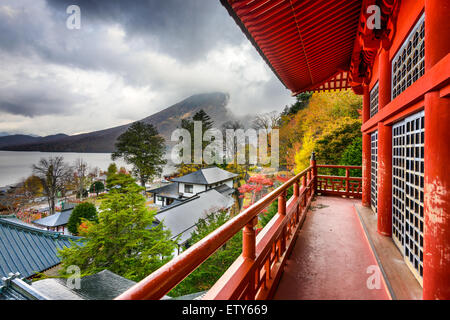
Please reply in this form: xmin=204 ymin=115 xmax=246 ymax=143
xmin=0 ymin=218 xmax=80 ymax=278
xmin=171 ymin=167 xmax=238 ymax=185
xmin=220 ymin=0 xmax=362 ymax=94
xmin=33 ymin=209 xmax=73 ymax=228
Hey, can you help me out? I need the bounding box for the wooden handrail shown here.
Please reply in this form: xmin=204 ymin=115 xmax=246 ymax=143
xmin=116 ymin=166 xmax=314 ymax=300
xmin=115 ymin=161 xmax=362 ymax=300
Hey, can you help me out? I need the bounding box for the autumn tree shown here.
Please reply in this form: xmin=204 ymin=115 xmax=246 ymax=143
xmin=58 ymin=183 xmax=176 ymax=281
xmin=112 ymin=122 xmax=167 ymax=188
xmin=33 ymin=157 xmax=72 ymax=215
xmin=238 ymin=174 xmax=274 ymax=209
xmin=72 ymin=158 xmax=92 ymax=200
xmin=252 ymin=111 xmax=280 ymax=131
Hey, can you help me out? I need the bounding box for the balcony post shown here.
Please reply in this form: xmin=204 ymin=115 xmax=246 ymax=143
xmin=294 ymin=180 xmax=300 ymax=197
xmin=242 ymin=217 xmax=257 ymax=260
xmin=310 ymin=152 xmax=317 ymax=195
xmin=345 ymin=168 xmax=350 ymax=195
xmin=302 ymin=175 xmax=307 ymax=207
xmin=278 ymin=190 xmax=286 ymax=216
xmin=362 ymin=132 xmax=372 ymax=207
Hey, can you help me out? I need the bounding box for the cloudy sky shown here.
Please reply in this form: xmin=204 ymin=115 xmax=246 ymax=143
xmin=0 ymin=0 xmax=295 ymax=136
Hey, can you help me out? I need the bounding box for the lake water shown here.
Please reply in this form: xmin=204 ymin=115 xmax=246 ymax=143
xmin=0 ymin=151 xmax=175 ymax=187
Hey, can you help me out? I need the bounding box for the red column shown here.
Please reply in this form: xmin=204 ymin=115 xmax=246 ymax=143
xmin=362 ymin=133 xmax=371 ymax=207
xmin=422 ymin=0 xmax=450 ymax=300
xmin=423 ymin=93 xmax=450 ymax=300
xmin=362 ymin=85 xmax=371 ymax=207
xmin=425 ymin=0 xmax=450 ymax=70
xmin=376 ymin=47 xmax=392 ymax=236
xmin=379 ymin=48 xmax=391 ymax=107
xmin=376 ymin=123 xmax=392 ymax=236
xmin=362 ymin=85 xmax=370 ymax=123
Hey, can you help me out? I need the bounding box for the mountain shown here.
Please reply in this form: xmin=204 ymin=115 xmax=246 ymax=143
xmin=0 ymin=92 xmax=236 ymax=153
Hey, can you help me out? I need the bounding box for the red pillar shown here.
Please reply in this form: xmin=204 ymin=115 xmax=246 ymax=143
xmin=362 ymin=85 xmax=371 ymax=207
xmin=423 ymin=92 xmax=450 ymax=300
xmin=378 ymin=48 xmax=391 ymax=108
xmin=422 ymin=0 xmax=450 ymax=300
xmin=376 ymin=47 xmax=392 ymax=236
xmin=362 ymin=133 xmax=371 ymax=207
xmin=362 ymin=85 xmax=370 ymax=123
xmin=376 ymin=123 xmax=392 ymax=236
xmin=425 ymin=0 xmax=450 ymax=70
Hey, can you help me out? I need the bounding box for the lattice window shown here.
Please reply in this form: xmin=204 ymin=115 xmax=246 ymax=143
xmin=371 ymin=131 xmax=378 ymax=214
xmin=392 ymin=14 xmax=425 ymax=99
xmin=370 ymin=82 xmax=379 ymax=118
xmin=392 ymin=111 xmax=425 ymax=282
xmin=392 ymin=122 xmax=405 ymax=250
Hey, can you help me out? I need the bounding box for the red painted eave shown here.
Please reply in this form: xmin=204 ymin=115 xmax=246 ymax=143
xmin=220 ymin=0 xmax=362 ymax=94
xmin=221 ymin=0 xmax=400 ymax=95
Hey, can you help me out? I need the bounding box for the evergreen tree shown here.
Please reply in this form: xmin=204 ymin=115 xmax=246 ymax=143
xmin=58 ymin=183 xmax=176 ymax=281
xmin=112 ymin=122 xmax=167 ymax=188
xmin=89 ymin=181 xmax=105 ymax=196
xmin=67 ymin=202 xmax=98 ymax=235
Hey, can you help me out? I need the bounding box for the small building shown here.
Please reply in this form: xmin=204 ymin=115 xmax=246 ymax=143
xmin=32 ymin=203 xmax=75 ymax=235
xmin=155 ymin=188 xmax=234 ymax=252
xmin=0 ymin=270 xmax=137 ymax=300
xmin=148 ymin=166 xmax=238 ymax=207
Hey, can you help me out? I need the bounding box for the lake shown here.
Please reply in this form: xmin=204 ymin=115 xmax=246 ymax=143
xmin=0 ymin=151 xmax=175 ymax=187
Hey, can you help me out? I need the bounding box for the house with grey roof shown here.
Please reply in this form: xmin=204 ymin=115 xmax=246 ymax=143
xmin=32 ymin=203 xmax=75 ymax=235
xmin=0 ymin=270 xmax=137 ymax=300
xmin=148 ymin=166 xmax=238 ymax=207
xmin=155 ymin=188 xmax=234 ymax=252
xmin=0 ymin=218 xmax=81 ymax=280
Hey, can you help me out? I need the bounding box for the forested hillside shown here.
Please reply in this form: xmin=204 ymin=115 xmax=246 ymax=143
xmin=278 ymin=90 xmax=363 ymax=173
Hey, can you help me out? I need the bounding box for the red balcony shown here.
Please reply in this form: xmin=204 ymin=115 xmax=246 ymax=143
xmin=115 ymin=156 xmax=421 ymax=300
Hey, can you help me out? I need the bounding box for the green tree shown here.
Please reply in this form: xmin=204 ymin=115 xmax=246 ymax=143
xmin=112 ymin=122 xmax=167 ymax=188
xmin=58 ymin=183 xmax=176 ymax=281
xmin=106 ymin=172 xmax=136 ymax=192
xmin=176 ymin=109 xmax=214 ymax=174
xmin=67 ymin=202 xmax=98 ymax=235
xmin=169 ymin=210 xmax=242 ymax=297
xmin=339 ymin=136 xmax=363 ymax=177
xmin=89 ymin=181 xmax=105 ymax=196
xmin=107 ymin=163 xmax=118 ymax=177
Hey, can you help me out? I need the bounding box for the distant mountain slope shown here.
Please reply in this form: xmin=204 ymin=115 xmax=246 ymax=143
xmin=0 ymin=134 xmax=68 ymax=149
xmin=0 ymin=92 xmax=235 ymax=153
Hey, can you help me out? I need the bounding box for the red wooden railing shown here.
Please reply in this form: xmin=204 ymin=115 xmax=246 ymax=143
xmin=316 ymin=165 xmax=362 ymax=198
xmin=115 ymin=155 xmax=362 ymax=300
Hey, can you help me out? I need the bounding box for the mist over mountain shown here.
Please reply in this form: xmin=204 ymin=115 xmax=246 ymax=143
xmin=0 ymin=92 xmax=238 ymax=153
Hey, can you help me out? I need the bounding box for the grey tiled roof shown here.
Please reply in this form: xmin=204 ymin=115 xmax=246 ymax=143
xmin=33 ymin=209 xmax=73 ymax=227
xmin=32 ymin=270 xmax=136 ymax=300
xmin=147 ymin=183 xmax=180 ymax=199
xmin=155 ymin=189 xmax=234 ymax=244
xmin=171 ymin=167 xmax=237 ymax=185
xmin=0 ymin=270 xmax=136 ymax=300
xmin=0 ymin=218 xmax=80 ymax=279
